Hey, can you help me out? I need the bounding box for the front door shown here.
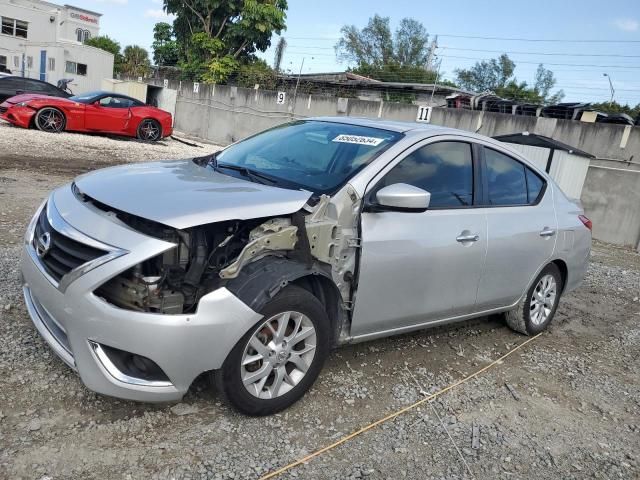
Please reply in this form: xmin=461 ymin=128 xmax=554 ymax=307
xmin=84 ymin=96 xmax=132 ymax=132
xmin=351 ymin=140 xmax=488 ymax=338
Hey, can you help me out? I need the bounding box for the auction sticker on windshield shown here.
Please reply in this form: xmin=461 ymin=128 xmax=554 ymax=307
xmin=332 ymin=134 xmax=384 ymax=146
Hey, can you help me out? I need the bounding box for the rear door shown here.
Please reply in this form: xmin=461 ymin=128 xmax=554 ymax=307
xmin=84 ymin=95 xmax=132 ymax=132
xmin=351 ymin=139 xmax=488 ymax=338
xmin=475 ymin=146 xmax=557 ymax=310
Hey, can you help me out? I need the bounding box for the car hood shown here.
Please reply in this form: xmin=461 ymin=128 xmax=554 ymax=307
xmin=74 ymin=159 xmax=313 ymax=229
xmin=4 ymin=93 xmax=54 ymax=105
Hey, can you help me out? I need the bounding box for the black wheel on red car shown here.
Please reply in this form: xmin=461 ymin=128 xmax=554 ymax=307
xmin=137 ymin=119 xmax=162 ymax=142
xmin=34 ymin=107 xmax=66 ymax=133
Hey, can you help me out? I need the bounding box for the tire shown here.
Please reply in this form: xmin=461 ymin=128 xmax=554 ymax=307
xmin=214 ymin=285 xmax=330 ymax=416
xmin=136 ymin=119 xmax=162 ymax=141
xmin=34 ymin=107 xmax=66 ymax=133
xmin=505 ymin=263 xmax=563 ymax=336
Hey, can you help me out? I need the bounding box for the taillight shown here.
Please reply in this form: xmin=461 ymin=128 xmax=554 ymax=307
xmin=578 ymin=215 xmax=592 ymax=231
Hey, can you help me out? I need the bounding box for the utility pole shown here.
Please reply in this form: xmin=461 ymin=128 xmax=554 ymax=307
xmin=429 ymin=58 xmax=442 ymax=105
xmin=603 ymin=73 xmax=615 ymax=105
xmin=292 ymin=57 xmax=312 ymax=118
xmin=425 ymin=35 xmax=438 ymax=71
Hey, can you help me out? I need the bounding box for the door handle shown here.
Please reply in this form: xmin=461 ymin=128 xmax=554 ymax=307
xmin=539 ymin=227 xmax=556 ymax=237
xmin=456 ymin=233 xmax=480 ymax=243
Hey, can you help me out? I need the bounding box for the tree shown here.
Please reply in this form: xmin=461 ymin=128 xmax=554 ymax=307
xmin=335 ymin=15 xmax=436 ymax=83
xmin=152 ymin=22 xmax=179 ymax=66
xmin=455 ymin=54 xmax=515 ymax=93
xmin=237 ymin=58 xmax=277 ymax=90
xmin=394 ymin=18 xmax=430 ymax=67
xmin=85 ymin=35 xmax=123 ymax=74
xmin=163 ymin=0 xmax=288 ymax=83
xmin=533 ymin=64 xmax=564 ymax=104
xmin=455 ymin=55 xmax=564 ymax=104
xmin=273 ymin=36 xmax=287 ymax=72
xmin=590 ymin=101 xmax=640 ymax=118
xmin=121 ymin=46 xmax=151 ymax=78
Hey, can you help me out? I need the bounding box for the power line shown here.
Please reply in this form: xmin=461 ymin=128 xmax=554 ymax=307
xmin=286 ymin=44 xmax=640 ymax=59
xmin=439 ymin=46 xmax=640 ymax=58
xmin=435 ymin=34 xmax=640 ymax=43
xmin=438 ymin=54 xmax=640 ymax=69
xmin=284 ymin=34 xmax=640 ymax=44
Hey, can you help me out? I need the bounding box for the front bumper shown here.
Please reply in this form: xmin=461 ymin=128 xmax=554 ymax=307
xmin=21 ymin=185 xmax=262 ymax=402
xmin=0 ymin=104 xmax=35 ymax=128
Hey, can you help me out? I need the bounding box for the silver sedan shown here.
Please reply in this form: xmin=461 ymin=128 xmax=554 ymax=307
xmin=21 ymin=117 xmax=591 ymax=415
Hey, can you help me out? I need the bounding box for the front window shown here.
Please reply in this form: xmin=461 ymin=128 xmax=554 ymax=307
xmin=212 ymin=121 xmax=402 ymax=194
xmin=376 ymin=141 xmax=474 ymax=208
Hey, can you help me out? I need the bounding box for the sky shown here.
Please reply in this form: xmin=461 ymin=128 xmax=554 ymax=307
xmin=78 ymin=0 xmax=640 ymax=105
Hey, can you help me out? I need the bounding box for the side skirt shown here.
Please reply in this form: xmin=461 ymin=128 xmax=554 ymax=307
xmin=341 ymin=298 xmax=523 ymax=345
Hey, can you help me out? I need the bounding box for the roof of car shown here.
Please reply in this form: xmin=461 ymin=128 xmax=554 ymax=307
xmin=74 ymin=91 xmax=142 ymax=102
xmin=309 ymin=116 xmax=459 ymax=134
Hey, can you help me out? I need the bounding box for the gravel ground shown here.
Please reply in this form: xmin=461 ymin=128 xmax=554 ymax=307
xmin=0 ymin=121 xmax=212 ymax=175
xmin=0 ymin=125 xmax=639 ymax=480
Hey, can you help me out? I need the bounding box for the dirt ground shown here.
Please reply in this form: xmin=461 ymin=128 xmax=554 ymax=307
xmin=0 ymin=123 xmax=638 ymax=480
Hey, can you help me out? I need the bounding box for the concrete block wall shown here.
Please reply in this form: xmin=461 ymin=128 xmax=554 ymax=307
xmin=165 ymin=81 xmax=640 ymax=248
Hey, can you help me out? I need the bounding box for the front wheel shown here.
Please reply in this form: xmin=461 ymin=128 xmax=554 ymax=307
xmin=505 ymin=263 xmax=563 ymax=335
xmin=136 ymin=118 xmax=162 ymax=141
xmin=34 ymin=107 xmax=66 ymax=133
xmin=214 ymin=285 xmax=330 ymax=416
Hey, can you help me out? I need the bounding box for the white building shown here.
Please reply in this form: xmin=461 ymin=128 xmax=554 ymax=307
xmin=0 ymin=0 xmax=114 ymax=93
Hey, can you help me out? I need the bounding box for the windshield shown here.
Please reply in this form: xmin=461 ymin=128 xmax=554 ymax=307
xmin=69 ymin=91 xmax=103 ymax=103
xmin=212 ymin=120 xmax=402 ymax=194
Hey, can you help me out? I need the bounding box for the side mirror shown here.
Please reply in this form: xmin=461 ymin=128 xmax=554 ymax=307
xmin=374 ymin=183 xmax=431 ymax=211
xmin=93 ymin=100 xmax=101 ymax=107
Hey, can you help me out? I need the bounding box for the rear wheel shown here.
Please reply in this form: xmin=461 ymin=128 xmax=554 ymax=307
xmin=137 ymin=119 xmax=162 ymax=141
xmin=214 ymin=285 xmax=330 ymax=416
xmin=505 ymin=263 xmax=562 ymax=335
xmin=34 ymin=107 xmax=65 ymax=133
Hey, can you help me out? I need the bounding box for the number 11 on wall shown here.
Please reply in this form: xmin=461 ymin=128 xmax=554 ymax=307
xmin=416 ymin=105 xmax=432 ymax=123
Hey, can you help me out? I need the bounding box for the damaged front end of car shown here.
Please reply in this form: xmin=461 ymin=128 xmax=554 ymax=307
xmin=80 ymin=182 xmax=362 ymax=344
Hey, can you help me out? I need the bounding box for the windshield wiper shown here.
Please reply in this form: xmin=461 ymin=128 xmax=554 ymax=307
xmin=216 ymin=163 xmax=278 ymax=186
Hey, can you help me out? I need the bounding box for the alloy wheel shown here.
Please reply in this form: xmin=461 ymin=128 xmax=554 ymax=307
xmin=241 ymin=311 xmax=317 ymax=399
xmin=139 ymin=120 xmax=161 ymax=141
xmin=36 ymin=108 xmax=64 ymax=133
xmin=529 ymin=274 xmax=557 ymax=326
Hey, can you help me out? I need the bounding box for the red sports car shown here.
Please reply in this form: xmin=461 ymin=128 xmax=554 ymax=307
xmin=0 ymin=90 xmax=173 ymax=141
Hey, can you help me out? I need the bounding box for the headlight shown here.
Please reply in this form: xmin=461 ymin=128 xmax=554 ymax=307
xmin=25 ymin=199 xmax=47 ymax=245
xmin=16 ymin=101 xmax=30 ymax=107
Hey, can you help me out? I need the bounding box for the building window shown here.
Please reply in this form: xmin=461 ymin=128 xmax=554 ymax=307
xmin=48 ymin=57 xmax=55 ymax=71
xmin=0 ymin=55 xmax=6 ymax=69
xmin=76 ymin=29 xmax=91 ymax=43
xmin=13 ymin=56 xmax=19 ymax=68
xmin=26 ymin=56 xmax=33 ymax=69
xmin=65 ymin=61 xmax=88 ymax=76
xmin=1 ymin=17 xmax=28 ymax=38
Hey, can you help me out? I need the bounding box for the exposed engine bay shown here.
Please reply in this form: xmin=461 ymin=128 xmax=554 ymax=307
xmin=86 ymin=185 xmax=362 ymax=331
